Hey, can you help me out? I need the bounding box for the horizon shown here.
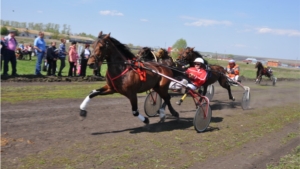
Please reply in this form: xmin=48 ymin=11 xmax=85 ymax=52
xmin=2 ymin=0 xmax=299 ymax=61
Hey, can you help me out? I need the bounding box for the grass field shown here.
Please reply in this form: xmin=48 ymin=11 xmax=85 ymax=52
xmin=3 ymin=56 xmax=107 ymax=77
xmin=3 ymin=56 xmax=300 ymax=79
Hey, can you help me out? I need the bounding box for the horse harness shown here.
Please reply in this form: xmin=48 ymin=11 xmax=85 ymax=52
xmin=106 ymin=59 xmax=147 ymax=93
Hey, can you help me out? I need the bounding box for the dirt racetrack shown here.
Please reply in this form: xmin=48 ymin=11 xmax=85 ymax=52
xmin=1 ymin=79 xmax=300 ymax=169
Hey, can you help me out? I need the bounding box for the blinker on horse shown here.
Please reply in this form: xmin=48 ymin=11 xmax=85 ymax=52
xmin=79 ymin=31 xmax=179 ymax=126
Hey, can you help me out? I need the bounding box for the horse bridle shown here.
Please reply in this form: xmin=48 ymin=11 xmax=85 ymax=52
xmin=88 ymin=38 xmax=109 ymax=69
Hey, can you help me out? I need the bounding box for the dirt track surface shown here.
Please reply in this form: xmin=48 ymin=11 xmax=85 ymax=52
xmin=1 ymin=79 xmax=300 ymax=169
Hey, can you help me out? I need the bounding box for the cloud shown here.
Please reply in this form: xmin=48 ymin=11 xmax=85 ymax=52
xmin=37 ymin=10 xmax=43 ymax=13
xmin=256 ymin=27 xmax=300 ymax=37
xmin=181 ymin=16 xmax=232 ymax=27
xmin=180 ymin=16 xmax=198 ymax=20
xmin=140 ymin=19 xmax=148 ymax=22
xmin=99 ymin=10 xmax=124 ymax=16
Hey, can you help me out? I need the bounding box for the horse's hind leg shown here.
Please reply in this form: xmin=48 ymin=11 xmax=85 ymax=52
xmin=226 ymin=85 xmax=235 ymax=101
xmin=219 ymin=78 xmax=235 ymax=101
xmin=161 ymin=94 xmax=180 ymax=120
xmin=127 ymin=94 xmax=149 ymax=125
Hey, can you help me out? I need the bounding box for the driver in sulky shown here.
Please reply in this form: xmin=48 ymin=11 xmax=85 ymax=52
xmin=225 ymin=59 xmax=240 ymax=82
xmin=185 ymin=58 xmax=207 ymax=90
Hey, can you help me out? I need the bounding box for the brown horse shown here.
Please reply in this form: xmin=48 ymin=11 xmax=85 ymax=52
xmin=79 ymin=31 xmax=179 ymax=125
xmin=178 ymin=47 xmax=235 ymax=101
xmin=136 ymin=47 xmax=191 ymax=84
xmin=255 ymin=61 xmax=276 ymax=86
xmin=136 ymin=47 xmax=175 ymax=67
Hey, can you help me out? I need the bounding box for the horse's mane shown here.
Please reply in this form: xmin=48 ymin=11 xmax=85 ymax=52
xmin=143 ymin=47 xmax=151 ymax=51
xmin=193 ymin=50 xmax=203 ymax=58
xmin=102 ymin=34 xmax=136 ymax=59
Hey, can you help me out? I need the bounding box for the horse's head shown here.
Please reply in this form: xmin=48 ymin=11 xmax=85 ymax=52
xmin=255 ymin=62 xmax=262 ymax=69
xmin=88 ymin=31 xmax=111 ymax=69
xmin=177 ymin=47 xmax=201 ymax=67
xmin=156 ymin=48 xmax=169 ymax=59
xmin=180 ymin=47 xmax=195 ymax=60
xmin=136 ymin=47 xmax=154 ymax=61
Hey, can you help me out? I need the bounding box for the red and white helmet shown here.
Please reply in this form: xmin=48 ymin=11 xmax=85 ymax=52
xmin=194 ymin=58 xmax=204 ymax=64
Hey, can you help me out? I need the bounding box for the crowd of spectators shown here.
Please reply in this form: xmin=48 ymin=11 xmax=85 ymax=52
xmin=1 ymin=30 xmax=103 ymax=78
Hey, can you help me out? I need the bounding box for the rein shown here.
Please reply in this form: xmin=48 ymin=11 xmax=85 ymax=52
xmin=150 ymin=51 xmax=158 ymax=62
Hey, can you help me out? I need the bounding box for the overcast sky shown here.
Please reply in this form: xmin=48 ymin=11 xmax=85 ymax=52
xmin=1 ymin=0 xmax=299 ymax=60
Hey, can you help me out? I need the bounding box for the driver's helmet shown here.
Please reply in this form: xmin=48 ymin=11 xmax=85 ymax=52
xmin=194 ymin=58 xmax=204 ymax=64
xmin=228 ymin=59 xmax=235 ymax=67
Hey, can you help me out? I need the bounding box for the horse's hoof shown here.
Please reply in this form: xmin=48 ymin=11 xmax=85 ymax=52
xmin=144 ymin=117 xmax=149 ymax=124
xmin=159 ymin=116 xmax=166 ymax=123
xmin=80 ymin=109 xmax=87 ymax=117
xmin=230 ymin=97 xmax=235 ymax=101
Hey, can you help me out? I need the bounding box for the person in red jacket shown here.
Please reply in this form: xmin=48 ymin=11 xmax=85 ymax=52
xmin=185 ymin=58 xmax=207 ymax=90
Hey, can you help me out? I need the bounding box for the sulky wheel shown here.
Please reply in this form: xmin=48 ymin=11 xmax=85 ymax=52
xmin=241 ymin=89 xmax=251 ymax=110
xmin=193 ymin=102 xmax=212 ymax=132
xmin=144 ymin=91 xmax=162 ymax=117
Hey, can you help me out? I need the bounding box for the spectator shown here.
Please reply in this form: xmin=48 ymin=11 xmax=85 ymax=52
xmin=68 ymin=41 xmax=78 ymax=77
xmin=1 ymin=30 xmax=18 ymax=77
xmin=34 ymin=32 xmax=46 ymax=76
xmin=19 ymin=42 xmax=24 ymax=51
xmin=1 ymin=40 xmax=5 ymax=71
xmin=79 ymin=43 xmax=91 ymax=77
xmin=27 ymin=44 xmax=33 ymax=61
xmin=58 ymin=38 xmax=67 ymax=76
xmin=46 ymin=42 xmax=58 ymax=76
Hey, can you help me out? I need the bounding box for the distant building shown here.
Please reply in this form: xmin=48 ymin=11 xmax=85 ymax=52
xmin=6 ymin=26 xmax=94 ymax=43
xmin=243 ymin=58 xmax=257 ymax=64
xmin=267 ymin=60 xmax=280 ymax=67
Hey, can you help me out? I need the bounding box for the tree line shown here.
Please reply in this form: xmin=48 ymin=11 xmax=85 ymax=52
xmin=0 ymin=20 xmax=96 ymax=39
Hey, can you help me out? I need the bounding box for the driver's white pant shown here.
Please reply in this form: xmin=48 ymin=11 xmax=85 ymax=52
xmin=187 ymin=83 xmax=197 ymax=90
xmin=169 ymin=79 xmax=188 ymax=90
xmin=231 ymin=75 xmax=239 ymax=81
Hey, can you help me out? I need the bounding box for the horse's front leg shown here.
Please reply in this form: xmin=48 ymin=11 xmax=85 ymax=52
xmin=255 ymin=71 xmax=262 ymax=84
xmin=256 ymin=75 xmax=262 ymax=84
xmin=79 ymin=84 xmax=115 ymax=119
xmin=127 ymin=94 xmax=149 ymax=125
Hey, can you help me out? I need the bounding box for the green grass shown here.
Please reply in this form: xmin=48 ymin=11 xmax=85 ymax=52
xmin=1 ymin=81 xmax=147 ymax=103
xmin=267 ymin=145 xmax=300 ymax=169
xmin=6 ymin=56 xmax=107 ymax=77
xmin=3 ymin=56 xmax=300 ymax=79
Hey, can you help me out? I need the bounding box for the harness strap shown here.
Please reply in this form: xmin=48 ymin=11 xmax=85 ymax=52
xmin=107 ymin=67 xmax=130 ymax=93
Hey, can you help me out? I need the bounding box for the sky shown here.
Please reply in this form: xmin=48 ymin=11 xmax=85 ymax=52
xmin=1 ymin=0 xmax=299 ymax=60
